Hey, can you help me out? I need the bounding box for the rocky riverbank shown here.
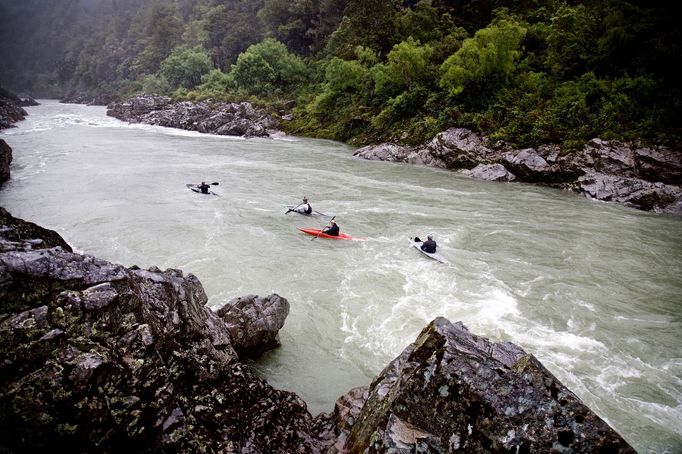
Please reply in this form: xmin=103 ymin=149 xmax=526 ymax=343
xmin=0 ymin=207 xmax=636 ymax=452
xmin=60 ymin=92 xmax=119 ymax=106
xmin=0 ymin=87 xmax=35 ymax=130
xmin=107 ymin=95 xmax=281 ymax=138
xmin=355 ymin=128 xmax=682 ymax=215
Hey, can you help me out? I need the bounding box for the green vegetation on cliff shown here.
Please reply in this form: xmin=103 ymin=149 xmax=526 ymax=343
xmin=0 ymin=0 xmax=679 ymax=148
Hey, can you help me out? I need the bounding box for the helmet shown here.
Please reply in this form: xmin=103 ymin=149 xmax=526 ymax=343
xmin=330 ymin=219 xmax=336 ymax=224
xmin=303 ymin=196 xmax=308 ymax=202
xmin=427 ymin=235 xmax=433 ymax=240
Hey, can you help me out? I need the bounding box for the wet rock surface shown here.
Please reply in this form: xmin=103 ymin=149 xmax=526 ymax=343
xmin=216 ymin=293 xmax=290 ymax=359
xmin=0 ymin=140 xmax=11 ymax=186
xmin=0 ymin=87 xmax=28 ymax=130
xmin=0 ymin=208 xmax=332 ymax=452
xmin=336 ymin=318 xmax=635 ymax=453
xmin=107 ymin=95 xmax=281 ymax=138
xmin=354 ymin=128 xmax=682 ymax=214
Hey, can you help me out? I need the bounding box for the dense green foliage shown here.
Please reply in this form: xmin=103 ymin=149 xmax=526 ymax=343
xmin=0 ymin=0 xmax=679 ymax=148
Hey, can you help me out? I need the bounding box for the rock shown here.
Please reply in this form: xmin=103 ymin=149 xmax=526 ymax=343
xmin=0 ymin=208 xmax=334 ymax=453
xmin=426 ymin=127 xmax=494 ymax=170
xmin=107 ymin=95 xmax=281 ymax=138
xmin=571 ymin=171 xmax=682 ymax=213
xmin=0 ymin=87 xmax=28 ymax=130
xmin=339 ymin=318 xmax=635 ymax=453
xmin=0 ymin=139 xmax=12 ymax=186
xmin=502 ymin=148 xmax=552 ymax=181
xmin=19 ymin=97 xmax=39 ymax=106
xmin=634 ymin=145 xmax=682 ymax=185
xmin=353 ymin=143 xmax=414 ymax=163
xmin=216 ymin=293 xmax=290 ymax=359
xmin=461 ymin=163 xmax=516 ymax=182
xmin=0 ymin=207 xmax=72 ymax=251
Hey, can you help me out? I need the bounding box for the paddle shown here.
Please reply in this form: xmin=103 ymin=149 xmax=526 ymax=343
xmin=312 ymin=216 xmax=335 ymax=241
xmin=286 ymin=202 xmax=304 ymax=214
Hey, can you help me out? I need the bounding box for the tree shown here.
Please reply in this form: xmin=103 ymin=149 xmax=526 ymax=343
xmin=229 ymin=38 xmax=308 ymax=97
xmin=373 ymin=37 xmax=434 ymax=99
xmin=258 ymin=0 xmax=317 ymax=55
xmin=160 ymin=46 xmax=213 ymax=89
xmin=545 ymin=5 xmax=598 ymax=80
xmin=440 ymin=17 xmax=527 ymax=96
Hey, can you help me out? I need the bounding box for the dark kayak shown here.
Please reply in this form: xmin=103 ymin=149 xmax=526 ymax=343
xmin=410 ymin=238 xmax=449 ymax=264
xmin=186 ymin=184 xmax=217 ymax=196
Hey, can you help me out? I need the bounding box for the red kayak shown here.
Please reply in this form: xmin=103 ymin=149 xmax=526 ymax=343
xmin=298 ymin=227 xmax=358 ymax=240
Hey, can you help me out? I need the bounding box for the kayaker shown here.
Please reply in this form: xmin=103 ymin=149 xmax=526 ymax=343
xmin=420 ymin=235 xmax=437 ymax=253
xmin=198 ymin=181 xmax=210 ymax=194
xmin=322 ymin=218 xmax=339 ymax=236
xmin=289 ymin=197 xmax=312 ymax=214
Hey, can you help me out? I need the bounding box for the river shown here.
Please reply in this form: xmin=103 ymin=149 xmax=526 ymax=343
xmin=1 ymin=101 xmax=680 ymax=452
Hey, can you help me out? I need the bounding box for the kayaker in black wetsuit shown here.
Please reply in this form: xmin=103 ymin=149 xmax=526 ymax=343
xmin=198 ymin=181 xmax=210 ymax=194
xmin=322 ymin=219 xmax=339 ymax=236
xmin=420 ymin=235 xmax=437 ymax=253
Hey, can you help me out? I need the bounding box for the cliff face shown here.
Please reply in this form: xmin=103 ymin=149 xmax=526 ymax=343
xmin=355 ymin=129 xmax=682 ymax=215
xmin=0 ymin=209 xmax=635 ymax=453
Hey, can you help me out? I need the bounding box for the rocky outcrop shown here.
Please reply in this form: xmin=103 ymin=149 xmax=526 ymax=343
xmin=216 ymin=293 xmax=290 ymax=359
xmin=61 ymin=92 xmax=119 ymax=106
xmin=0 ymin=210 xmax=636 ymax=453
xmin=354 ymin=129 xmax=682 ymax=214
xmin=19 ymin=97 xmax=39 ymax=106
xmin=334 ymin=318 xmax=635 ymax=453
xmin=107 ymin=95 xmax=281 ymax=138
xmin=0 ymin=140 xmax=11 ymax=186
xmin=0 ymin=207 xmax=71 ymax=251
xmin=0 ymin=208 xmax=333 ymax=452
xmin=0 ymin=87 xmax=28 ymax=130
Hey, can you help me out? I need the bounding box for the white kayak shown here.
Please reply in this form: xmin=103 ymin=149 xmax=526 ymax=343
xmin=410 ymin=238 xmax=449 ymax=264
xmin=285 ymin=205 xmax=328 ymax=216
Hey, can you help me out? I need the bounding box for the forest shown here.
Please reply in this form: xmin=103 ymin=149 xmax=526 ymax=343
xmin=0 ymin=0 xmax=679 ymax=149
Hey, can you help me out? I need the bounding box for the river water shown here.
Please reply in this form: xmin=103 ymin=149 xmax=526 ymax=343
xmin=1 ymin=101 xmax=680 ymax=452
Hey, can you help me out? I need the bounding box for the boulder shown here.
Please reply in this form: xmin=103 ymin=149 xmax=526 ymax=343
xmin=502 ymin=148 xmax=552 ymax=182
xmin=340 ymin=318 xmax=635 ymax=453
xmin=216 ymin=293 xmax=290 ymax=359
xmin=20 ymin=97 xmax=39 ymax=106
xmin=0 ymin=87 xmax=28 ymax=130
xmin=0 ymin=139 xmax=12 ymax=185
xmin=634 ymin=145 xmax=682 ymax=185
xmin=571 ymin=171 xmax=682 ymax=214
xmin=426 ymin=128 xmax=493 ymax=170
xmin=353 ymin=143 xmax=414 ymax=163
xmin=461 ymin=163 xmax=516 ymax=182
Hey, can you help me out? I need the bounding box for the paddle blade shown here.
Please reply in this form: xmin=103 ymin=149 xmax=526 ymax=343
xmin=211 ymin=182 xmax=219 ymax=185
